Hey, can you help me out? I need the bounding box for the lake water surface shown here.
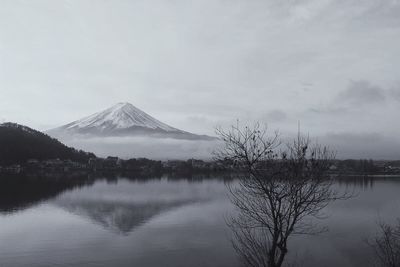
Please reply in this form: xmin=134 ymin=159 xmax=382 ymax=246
xmin=1 ymin=175 xmax=400 ymax=267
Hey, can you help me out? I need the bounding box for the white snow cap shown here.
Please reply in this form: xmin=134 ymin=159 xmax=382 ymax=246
xmin=65 ymin=102 xmax=179 ymax=132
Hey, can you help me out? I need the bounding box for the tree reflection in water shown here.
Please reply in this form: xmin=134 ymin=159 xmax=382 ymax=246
xmin=0 ymin=173 xmax=94 ymax=214
xmin=370 ymin=221 xmax=400 ymax=267
xmin=215 ymin=122 xmax=347 ymax=267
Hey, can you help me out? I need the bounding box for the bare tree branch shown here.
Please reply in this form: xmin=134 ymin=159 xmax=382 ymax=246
xmin=216 ymin=121 xmax=347 ymax=267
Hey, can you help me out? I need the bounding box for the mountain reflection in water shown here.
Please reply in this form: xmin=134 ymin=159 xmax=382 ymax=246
xmin=1 ymin=174 xmax=400 ymax=267
xmin=52 ymin=179 xmax=211 ymax=234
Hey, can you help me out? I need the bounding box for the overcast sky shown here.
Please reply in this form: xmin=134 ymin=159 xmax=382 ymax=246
xmin=1 ymin=0 xmax=400 ymax=158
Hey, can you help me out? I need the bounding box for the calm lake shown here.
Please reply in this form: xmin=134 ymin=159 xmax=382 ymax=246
xmin=1 ymin=175 xmax=400 ymax=267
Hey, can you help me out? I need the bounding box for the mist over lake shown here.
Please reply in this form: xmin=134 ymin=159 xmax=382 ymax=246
xmin=63 ymin=136 xmax=220 ymax=160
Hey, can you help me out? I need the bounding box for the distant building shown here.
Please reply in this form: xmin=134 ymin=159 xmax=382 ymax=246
xmin=27 ymin=159 xmax=39 ymax=164
xmin=4 ymin=164 xmax=22 ymax=174
xmin=329 ymin=165 xmax=338 ymax=171
xmin=190 ymin=159 xmax=207 ymax=169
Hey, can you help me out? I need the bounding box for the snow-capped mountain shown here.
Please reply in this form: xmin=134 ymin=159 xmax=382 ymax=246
xmin=47 ymin=102 xmax=215 ymax=140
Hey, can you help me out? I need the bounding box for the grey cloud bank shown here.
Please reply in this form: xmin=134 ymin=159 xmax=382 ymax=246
xmin=1 ymin=0 xmax=400 ymax=158
xmin=336 ymin=81 xmax=386 ymax=105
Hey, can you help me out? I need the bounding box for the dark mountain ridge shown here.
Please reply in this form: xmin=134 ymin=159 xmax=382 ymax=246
xmin=0 ymin=122 xmax=95 ymax=165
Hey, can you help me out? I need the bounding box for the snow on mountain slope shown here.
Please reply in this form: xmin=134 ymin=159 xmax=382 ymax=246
xmin=63 ymin=102 xmax=180 ymax=132
xmin=47 ymin=103 xmax=215 ymax=141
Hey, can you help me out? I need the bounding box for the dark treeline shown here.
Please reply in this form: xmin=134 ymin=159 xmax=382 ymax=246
xmin=334 ymin=159 xmax=379 ymax=173
xmin=333 ymin=159 xmax=400 ymax=174
xmin=1 ymin=122 xmax=400 ymax=177
xmin=0 ymin=123 xmax=95 ymax=165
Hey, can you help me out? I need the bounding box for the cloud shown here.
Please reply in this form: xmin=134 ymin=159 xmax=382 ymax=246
xmin=264 ymin=110 xmax=287 ymax=122
xmin=335 ymin=80 xmax=386 ymax=105
xmin=319 ymin=132 xmax=400 ymax=160
xmin=306 ymin=80 xmax=390 ymax=117
xmin=306 ymin=107 xmax=348 ymax=116
xmin=389 ymin=84 xmax=400 ymax=101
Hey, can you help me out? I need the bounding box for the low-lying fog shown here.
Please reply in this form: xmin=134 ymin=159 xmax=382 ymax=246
xmin=57 ymin=130 xmax=400 ymax=160
xmin=62 ymin=136 xmax=221 ymax=160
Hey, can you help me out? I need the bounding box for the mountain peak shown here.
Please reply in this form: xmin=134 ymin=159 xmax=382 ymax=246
xmin=114 ymin=102 xmax=133 ymax=108
xmin=47 ymin=103 xmax=215 ymax=141
xmin=62 ymin=102 xmax=179 ymax=132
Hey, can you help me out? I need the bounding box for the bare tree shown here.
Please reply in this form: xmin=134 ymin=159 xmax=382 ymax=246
xmin=370 ymin=221 xmax=400 ymax=267
xmin=215 ymin=122 xmax=343 ymax=267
